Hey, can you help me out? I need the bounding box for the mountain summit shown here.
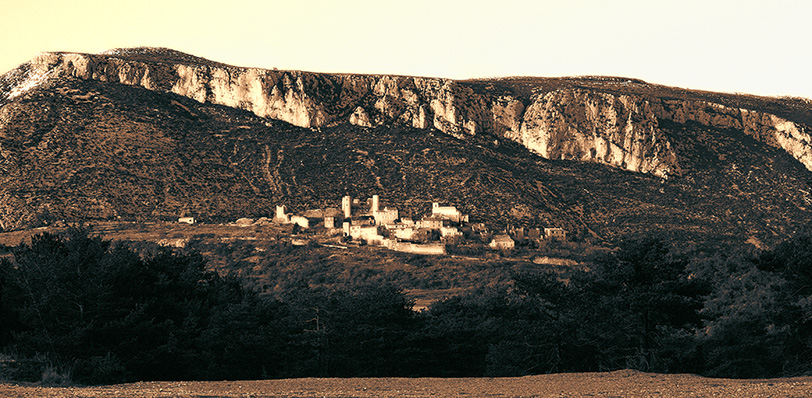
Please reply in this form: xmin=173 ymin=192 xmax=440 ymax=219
xmin=1 ymin=47 xmax=811 ymax=245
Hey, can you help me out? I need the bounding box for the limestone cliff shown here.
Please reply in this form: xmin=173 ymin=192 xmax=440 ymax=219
xmin=506 ymin=91 xmax=812 ymax=178
xmin=510 ymin=90 xmax=678 ymax=177
xmin=7 ymin=48 xmax=811 ymax=178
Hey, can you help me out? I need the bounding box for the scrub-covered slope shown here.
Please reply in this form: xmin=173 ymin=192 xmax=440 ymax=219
xmin=0 ymin=47 xmax=810 ymax=246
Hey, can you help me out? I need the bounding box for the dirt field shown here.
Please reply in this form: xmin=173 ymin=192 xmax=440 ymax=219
xmin=2 ymin=370 xmax=811 ymax=397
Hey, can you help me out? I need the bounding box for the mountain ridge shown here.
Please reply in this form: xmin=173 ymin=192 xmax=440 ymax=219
xmin=1 ymin=48 xmax=811 ymax=246
xmin=4 ymin=48 xmax=811 ymax=180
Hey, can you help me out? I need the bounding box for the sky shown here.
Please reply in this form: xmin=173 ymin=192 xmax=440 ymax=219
xmin=2 ymin=0 xmax=811 ymax=99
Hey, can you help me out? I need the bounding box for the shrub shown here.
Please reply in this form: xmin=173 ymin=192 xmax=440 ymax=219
xmin=40 ymin=363 xmax=72 ymax=386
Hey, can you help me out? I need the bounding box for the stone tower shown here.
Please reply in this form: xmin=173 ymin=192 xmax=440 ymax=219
xmin=372 ymin=195 xmax=379 ymax=213
xmin=342 ymin=195 xmax=351 ymax=219
xmin=273 ymin=205 xmax=290 ymax=223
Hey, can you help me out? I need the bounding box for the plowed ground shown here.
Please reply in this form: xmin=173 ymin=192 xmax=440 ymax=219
xmin=2 ymin=370 xmax=811 ymax=397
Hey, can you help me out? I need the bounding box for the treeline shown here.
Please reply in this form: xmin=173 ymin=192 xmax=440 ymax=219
xmin=1 ymin=229 xmax=812 ymax=384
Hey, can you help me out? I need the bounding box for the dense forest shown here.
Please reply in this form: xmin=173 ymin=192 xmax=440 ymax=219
xmin=1 ymin=228 xmax=812 ymax=384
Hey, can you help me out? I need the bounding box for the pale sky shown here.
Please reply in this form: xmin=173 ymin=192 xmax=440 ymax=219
xmin=2 ymin=0 xmax=810 ymax=99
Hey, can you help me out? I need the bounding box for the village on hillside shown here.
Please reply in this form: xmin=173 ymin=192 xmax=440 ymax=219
xmin=182 ymin=194 xmax=568 ymax=256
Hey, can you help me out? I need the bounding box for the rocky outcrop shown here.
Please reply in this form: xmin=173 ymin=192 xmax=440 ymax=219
xmin=503 ymin=91 xmax=812 ymax=178
xmin=649 ymin=99 xmax=812 ymax=172
xmin=10 ymin=49 xmax=812 ymax=178
xmin=510 ymin=90 xmax=679 ymax=178
xmin=24 ymin=52 xmax=470 ymax=132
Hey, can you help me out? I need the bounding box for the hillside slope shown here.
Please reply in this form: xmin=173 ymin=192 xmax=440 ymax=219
xmin=4 ymin=48 xmax=812 ymax=179
xmin=1 ymin=48 xmax=811 ymax=246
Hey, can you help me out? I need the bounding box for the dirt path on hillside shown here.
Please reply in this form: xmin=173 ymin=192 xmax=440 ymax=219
xmin=2 ymin=370 xmax=811 ymax=397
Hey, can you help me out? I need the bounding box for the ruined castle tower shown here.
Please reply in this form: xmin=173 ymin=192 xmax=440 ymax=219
xmin=274 ymin=205 xmax=290 ymax=223
xmin=372 ymin=195 xmax=379 ymax=213
xmin=342 ymin=195 xmax=351 ymax=219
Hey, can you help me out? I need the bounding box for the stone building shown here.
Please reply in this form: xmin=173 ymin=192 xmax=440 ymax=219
xmin=347 ymin=224 xmax=383 ymax=245
xmin=489 ymin=234 xmax=515 ymax=250
xmin=545 ymin=228 xmax=567 ymax=241
xmin=373 ymin=208 xmax=399 ymax=225
xmin=382 ymin=239 xmax=446 ymax=255
xmin=440 ymin=226 xmax=462 ymax=238
xmin=416 ymin=217 xmax=446 ymax=230
xmin=290 ymin=215 xmax=309 ymax=229
xmin=392 ymin=227 xmax=416 ymax=241
xmin=342 ymin=196 xmax=352 ymax=219
xmin=511 ymin=227 xmax=525 ymax=240
xmin=431 ymin=203 xmax=468 ymax=223
xmin=273 ymin=205 xmax=290 ymax=224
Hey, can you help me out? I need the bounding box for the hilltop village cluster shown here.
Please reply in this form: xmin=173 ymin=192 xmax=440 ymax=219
xmin=179 ymin=195 xmax=567 ymax=255
xmin=228 ymin=194 xmax=568 ymax=255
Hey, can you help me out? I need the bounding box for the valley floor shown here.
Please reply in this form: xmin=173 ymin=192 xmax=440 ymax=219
xmin=1 ymin=370 xmax=811 ymax=397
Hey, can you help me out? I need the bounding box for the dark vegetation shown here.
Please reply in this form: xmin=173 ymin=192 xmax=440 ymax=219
xmin=3 ymin=228 xmax=812 ymax=384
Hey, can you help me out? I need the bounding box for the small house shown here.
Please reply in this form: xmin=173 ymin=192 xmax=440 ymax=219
xmin=348 ymin=224 xmax=383 ymax=245
xmin=440 ymin=226 xmax=462 ymax=238
xmin=545 ymin=228 xmax=567 ymax=241
xmin=393 ymin=227 xmax=416 ymax=241
xmin=416 ymin=217 xmax=446 ymax=230
xmin=290 ymin=215 xmax=310 ymax=229
xmin=431 ymin=203 xmax=468 ymax=223
xmin=489 ymin=234 xmax=515 ymax=250
xmin=373 ymin=207 xmax=399 ymax=226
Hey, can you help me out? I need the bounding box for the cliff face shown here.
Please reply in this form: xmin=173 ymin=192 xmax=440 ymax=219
xmin=9 ymin=49 xmax=811 ymax=178
xmin=2 ymin=48 xmax=812 ymax=243
xmin=507 ymin=91 xmax=812 ymax=178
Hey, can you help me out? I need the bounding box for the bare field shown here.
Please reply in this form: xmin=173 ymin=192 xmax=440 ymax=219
xmin=2 ymin=370 xmax=811 ymax=398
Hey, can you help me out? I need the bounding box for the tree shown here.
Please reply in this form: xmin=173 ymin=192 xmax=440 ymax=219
xmin=514 ymin=237 xmax=707 ymax=373
xmin=416 ymin=287 xmax=559 ymax=377
xmin=699 ymin=256 xmax=786 ymax=378
xmin=578 ymin=237 xmax=706 ymax=372
xmin=705 ymin=233 xmax=812 ymax=377
xmin=281 ymin=283 xmax=418 ymax=377
xmin=0 ymin=228 xmax=286 ymax=384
